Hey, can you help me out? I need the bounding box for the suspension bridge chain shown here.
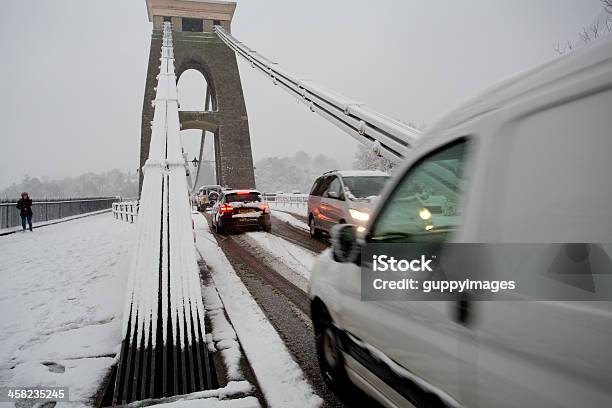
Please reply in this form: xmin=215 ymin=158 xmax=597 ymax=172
xmin=112 ymin=21 xmax=213 ymax=404
xmin=214 ymin=25 xmax=422 ymax=163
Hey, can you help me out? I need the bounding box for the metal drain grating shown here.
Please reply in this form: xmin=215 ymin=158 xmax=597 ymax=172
xmin=104 ymin=308 xmax=217 ymax=404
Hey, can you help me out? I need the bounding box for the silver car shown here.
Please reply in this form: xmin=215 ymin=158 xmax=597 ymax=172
xmin=307 ymin=170 xmax=389 ymax=238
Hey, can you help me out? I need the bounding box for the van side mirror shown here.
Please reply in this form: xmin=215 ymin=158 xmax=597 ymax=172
xmin=331 ymin=224 xmax=359 ymax=263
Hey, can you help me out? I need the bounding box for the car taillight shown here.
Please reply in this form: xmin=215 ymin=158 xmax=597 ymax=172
xmin=259 ymin=203 xmax=270 ymax=213
xmin=219 ymin=204 xmax=233 ymax=214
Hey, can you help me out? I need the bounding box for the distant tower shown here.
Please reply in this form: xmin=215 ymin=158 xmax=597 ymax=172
xmin=141 ymin=0 xmax=255 ymax=193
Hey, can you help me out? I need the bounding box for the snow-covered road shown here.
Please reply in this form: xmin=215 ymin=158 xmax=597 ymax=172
xmin=245 ymin=231 xmax=315 ymax=280
xmin=0 ymin=213 xmax=135 ymax=405
xmin=270 ymin=212 xmax=329 ymax=254
xmin=270 ymin=210 xmax=309 ymax=231
xmin=199 ymin=209 xmax=383 ymax=408
xmin=194 ymin=213 xmax=322 ymax=408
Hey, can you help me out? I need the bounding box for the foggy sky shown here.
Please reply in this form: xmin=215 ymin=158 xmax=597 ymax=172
xmin=0 ymin=0 xmax=604 ymax=190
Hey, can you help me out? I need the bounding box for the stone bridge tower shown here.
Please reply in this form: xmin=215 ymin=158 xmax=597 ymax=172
xmin=141 ymin=0 xmax=255 ymax=192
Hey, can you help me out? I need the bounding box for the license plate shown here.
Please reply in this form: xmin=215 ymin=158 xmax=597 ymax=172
xmin=239 ymin=209 xmax=255 ymax=214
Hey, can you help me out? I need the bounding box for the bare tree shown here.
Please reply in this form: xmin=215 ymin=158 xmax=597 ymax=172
xmin=579 ymin=27 xmax=591 ymax=43
xmin=590 ymin=21 xmax=601 ymax=39
xmin=553 ymin=2 xmax=612 ymax=55
xmin=553 ymin=40 xmax=574 ymax=56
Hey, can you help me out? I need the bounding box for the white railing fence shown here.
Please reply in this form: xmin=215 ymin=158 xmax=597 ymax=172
xmin=112 ymin=201 xmax=139 ymax=223
xmin=262 ymin=193 xmax=308 ymax=218
xmin=262 ymin=193 xmax=308 ymax=207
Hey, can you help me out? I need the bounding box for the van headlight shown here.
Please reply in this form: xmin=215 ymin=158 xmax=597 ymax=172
xmin=349 ymin=208 xmax=369 ymax=221
xmin=419 ymin=207 xmax=432 ymax=220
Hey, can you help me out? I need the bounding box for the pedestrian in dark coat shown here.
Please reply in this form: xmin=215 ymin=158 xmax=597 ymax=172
xmin=16 ymin=192 xmax=33 ymax=231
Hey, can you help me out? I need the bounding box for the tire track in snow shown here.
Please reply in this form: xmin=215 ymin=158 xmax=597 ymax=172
xmin=270 ymin=214 xmax=329 ymax=254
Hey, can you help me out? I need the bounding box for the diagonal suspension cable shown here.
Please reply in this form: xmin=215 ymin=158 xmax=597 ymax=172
xmin=214 ymin=26 xmax=422 ymax=163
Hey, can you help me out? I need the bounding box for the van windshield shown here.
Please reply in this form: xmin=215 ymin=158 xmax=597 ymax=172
xmin=342 ymin=176 xmax=389 ymax=198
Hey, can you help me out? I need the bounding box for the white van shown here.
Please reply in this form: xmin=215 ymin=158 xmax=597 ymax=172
xmin=309 ymin=36 xmax=612 ymax=407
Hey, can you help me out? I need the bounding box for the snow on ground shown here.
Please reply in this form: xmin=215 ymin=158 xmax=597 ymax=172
xmin=201 ymin=279 xmax=246 ymax=382
xmin=150 ymin=395 xmax=259 ymax=408
xmin=245 ymin=231 xmax=315 ymax=280
xmin=193 ymin=214 xmax=322 ymax=408
xmin=125 ymin=381 xmax=257 ymax=408
xmin=0 ymin=213 xmax=135 ymax=405
xmin=271 ymin=210 xmax=309 ymax=231
xmin=268 ymin=203 xmax=307 ymax=219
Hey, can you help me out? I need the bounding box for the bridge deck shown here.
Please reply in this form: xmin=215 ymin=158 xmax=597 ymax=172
xmin=0 ymin=213 xmax=135 ymax=404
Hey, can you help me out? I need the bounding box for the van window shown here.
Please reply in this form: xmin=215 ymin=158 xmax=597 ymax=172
xmin=369 ymin=139 xmax=469 ymax=243
xmin=309 ymin=178 xmax=322 ymax=195
xmin=326 ymin=177 xmax=343 ymax=199
xmin=500 ymin=88 xmax=612 ymax=242
xmin=310 ymin=176 xmax=333 ymax=196
xmin=342 ymin=175 xmax=389 ymax=198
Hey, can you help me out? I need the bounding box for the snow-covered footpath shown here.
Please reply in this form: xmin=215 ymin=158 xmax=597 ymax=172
xmin=193 ymin=214 xmax=322 ymax=408
xmin=0 ymin=213 xmax=135 ymax=405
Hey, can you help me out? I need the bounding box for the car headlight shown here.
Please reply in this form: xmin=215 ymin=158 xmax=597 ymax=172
xmin=349 ymin=208 xmax=369 ymax=221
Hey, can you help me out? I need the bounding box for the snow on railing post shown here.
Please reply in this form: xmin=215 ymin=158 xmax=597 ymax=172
xmin=113 ymin=21 xmax=212 ymax=404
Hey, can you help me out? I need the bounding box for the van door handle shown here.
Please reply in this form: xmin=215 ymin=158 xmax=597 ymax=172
xmin=454 ymin=292 xmax=472 ymax=325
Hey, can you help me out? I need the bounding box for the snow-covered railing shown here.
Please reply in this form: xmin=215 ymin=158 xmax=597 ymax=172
xmin=0 ymin=197 xmax=117 ymax=230
xmin=112 ymin=201 xmax=139 ymax=223
xmin=262 ymin=193 xmax=308 ymax=206
xmin=262 ymin=194 xmax=308 ymax=219
xmin=113 ymin=22 xmax=212 ymax=404
xmin=215 ymin=26 xmax=422 ymax=163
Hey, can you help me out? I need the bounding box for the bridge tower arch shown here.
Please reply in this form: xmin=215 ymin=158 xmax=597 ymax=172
xmin=141 ymin=0 xmax=255 ymax=193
